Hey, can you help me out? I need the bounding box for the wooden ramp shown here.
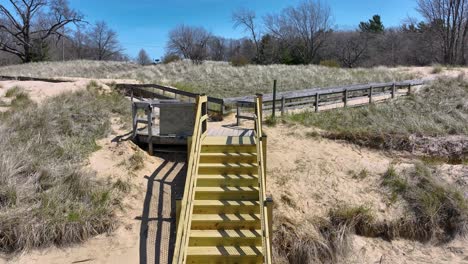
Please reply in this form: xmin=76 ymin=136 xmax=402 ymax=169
xmin=173 ymin=96 xmax=272 ymax=264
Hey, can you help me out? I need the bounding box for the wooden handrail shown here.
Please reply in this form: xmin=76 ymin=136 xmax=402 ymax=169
xmin=254 ymin=94 xmax=272 ymax=263
xmin=173 ymin=95 xmax=208 ymax=264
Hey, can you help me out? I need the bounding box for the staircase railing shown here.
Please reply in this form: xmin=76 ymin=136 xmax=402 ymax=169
xmin=254 ymin=94 xmax=272 ymax=263
xmin=173 ymin=95 xmax=208 ymax=264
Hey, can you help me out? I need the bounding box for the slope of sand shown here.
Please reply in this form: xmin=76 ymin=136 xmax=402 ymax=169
xmin=263 ymin=124 xmax=468 ymax=264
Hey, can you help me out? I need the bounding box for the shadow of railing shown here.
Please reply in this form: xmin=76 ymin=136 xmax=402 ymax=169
xmin=138 ymin=154 xmax=187 ymax=264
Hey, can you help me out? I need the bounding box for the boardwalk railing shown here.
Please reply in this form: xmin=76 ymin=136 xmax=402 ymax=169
xmin=253 ymin=94 xmax=272 ymax=263
xmin=233 ymin=79 xmax=425 ymax=124
xmin=115 ymin=83 xmax=224 ymax=115
xmin=173 ymin=95 xmax=208 ymax=263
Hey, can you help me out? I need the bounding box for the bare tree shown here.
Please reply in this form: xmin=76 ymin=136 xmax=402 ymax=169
xmin=70 ymin=26 xmax=89 ymax=59
xmin=265 ymin=0 xmax=332 ymax=63
xmin=232 ymin=8 xmax=260 ymax=61
xmin=88 ymin=21 xmax=122 ymax=61
xmin=417 ymin=0 xmax=468 ymax=64
xmin=0 ymin=0 xmax=82 ymax=62
xmin=208 ymin=36 xmax=226 ymax=61
xmin=332 ymin=32 xmax=368 ymax=68
xmin=137 ymin=48 xmax=151 ymax=65
xmin=166 ymin=24 xmax=211 ymax=64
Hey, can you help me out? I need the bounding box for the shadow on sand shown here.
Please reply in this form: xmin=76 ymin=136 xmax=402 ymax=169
xmin=137 ymin=153 xmax=186 ymax=264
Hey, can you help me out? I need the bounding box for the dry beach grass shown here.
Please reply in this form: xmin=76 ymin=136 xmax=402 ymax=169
xmin=0 ymin=84 xmax=131 ymax=253
xmin=1 ymin=60 xmax=417 ymax=98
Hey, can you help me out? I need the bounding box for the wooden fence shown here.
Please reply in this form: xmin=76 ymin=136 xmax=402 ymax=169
xmin=232 ymin=79 xmax=425 ymax=124
xmin=115 ymin=83 xmax=224 ymax=115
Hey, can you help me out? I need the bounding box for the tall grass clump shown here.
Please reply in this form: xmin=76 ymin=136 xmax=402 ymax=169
xmin=382 ymin=163 xmax=467 ymax=242
xmin=273 ymin=216 xmax=352 ymax=264
xmin=285 ymin=78 xmax=468 ymax=155
xmin=0 ymin=88 xmax=131 ymax=253
xmin=4 ymin=86 xmax=23 ymax=98
xmin=431 ymin=64 xmax=444 ymax=74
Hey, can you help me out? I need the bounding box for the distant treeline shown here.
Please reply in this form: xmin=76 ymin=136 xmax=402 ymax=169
xmin=165 ymin=0 xmax=468 ymax=67
xmin=1 ymin=0 xmax=467 ymax=67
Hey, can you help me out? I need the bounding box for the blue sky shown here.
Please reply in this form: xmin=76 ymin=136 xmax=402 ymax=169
xmin=69 ymin=0 xmax=422 ymax=60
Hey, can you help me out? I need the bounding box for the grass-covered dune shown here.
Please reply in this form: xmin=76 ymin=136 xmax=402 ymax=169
xmin=0 ymin=85 xmax=130 ymax=252
xmin=285 ymin=77 xmax=468 ymax=160
xmin=0 ymin=60 xmax=416 ymax=98
xmin=0 ymin=60 xmax=139 ymax=79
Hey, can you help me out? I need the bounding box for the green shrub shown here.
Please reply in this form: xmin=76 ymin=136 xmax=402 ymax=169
xmin=432 ymin=64 xmax=444 ymax=74
xmin=230 ymin=55 xmax=249 ymax=67
xmin=320 ymin=60 xmax=340 ymax=68
xmin=162 ymin=53 xmax=181 ymax=64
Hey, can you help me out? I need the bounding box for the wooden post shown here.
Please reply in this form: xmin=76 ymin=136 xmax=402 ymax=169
xmin=391 ymin=83 xmax=396 ymax=99
xmin=262 ymin=135 xmax=267 ymax=177
xmin=256 ymin=93 xmax=263 ymax=121
xmin=272 ymin=80 xmax=277 ymax=118
xmin=201 ymin=94 xmax=208 ymax=133
xmin=236 ymin=103 xmax=241 ymax=126
xmin=187 ymin=136 xmax=192 ymax=159
xmin=343 ymin=89 xmax=348 ymax=107
xmin=315 ymin=93 xmax=320 ymax=112
xmin=131 ymin=103 xmax=137 ymax=139
xmin=407 ymin=84 xmax=412 ymax=95
xmin=130 ymin=87 xmax=134 ymax=103
xmin=281 ymin=96 xmax=286 ymax=116
xmin=147 ymin=106 xmax=153 ymax=155
xmin=369 ymin=86 xmax=373 ymax=104
xmin=266 ymin=196 xmax=273 ymax=245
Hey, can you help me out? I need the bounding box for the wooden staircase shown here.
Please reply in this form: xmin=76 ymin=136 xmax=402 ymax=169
xmin=173 ymin=95 xmax=272 ymax=264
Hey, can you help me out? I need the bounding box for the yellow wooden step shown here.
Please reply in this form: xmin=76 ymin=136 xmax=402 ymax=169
xmin=197 ymin=174 xmax=258 ymax=187
xmin=190 ymin=214 xmax=261 ymax=229
xmin=186 ymin=246 xmax=263 ymax=263
xmin=189 ymin=229 xmax=262 ymax=246
xmin=194 ymin=186 xmax=259 ymax=200
xmin=201 ymin=137 xmax=256 ymax=154
xmin=198 ymin=163 xmax=258 ymax=175
xmin=199 ymin=152 xmax=257 ymax=163
xmin=193 ymin=200 xmax=260 ymax=214
xmin=203 ymin=136 xmax=256 ymax=145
